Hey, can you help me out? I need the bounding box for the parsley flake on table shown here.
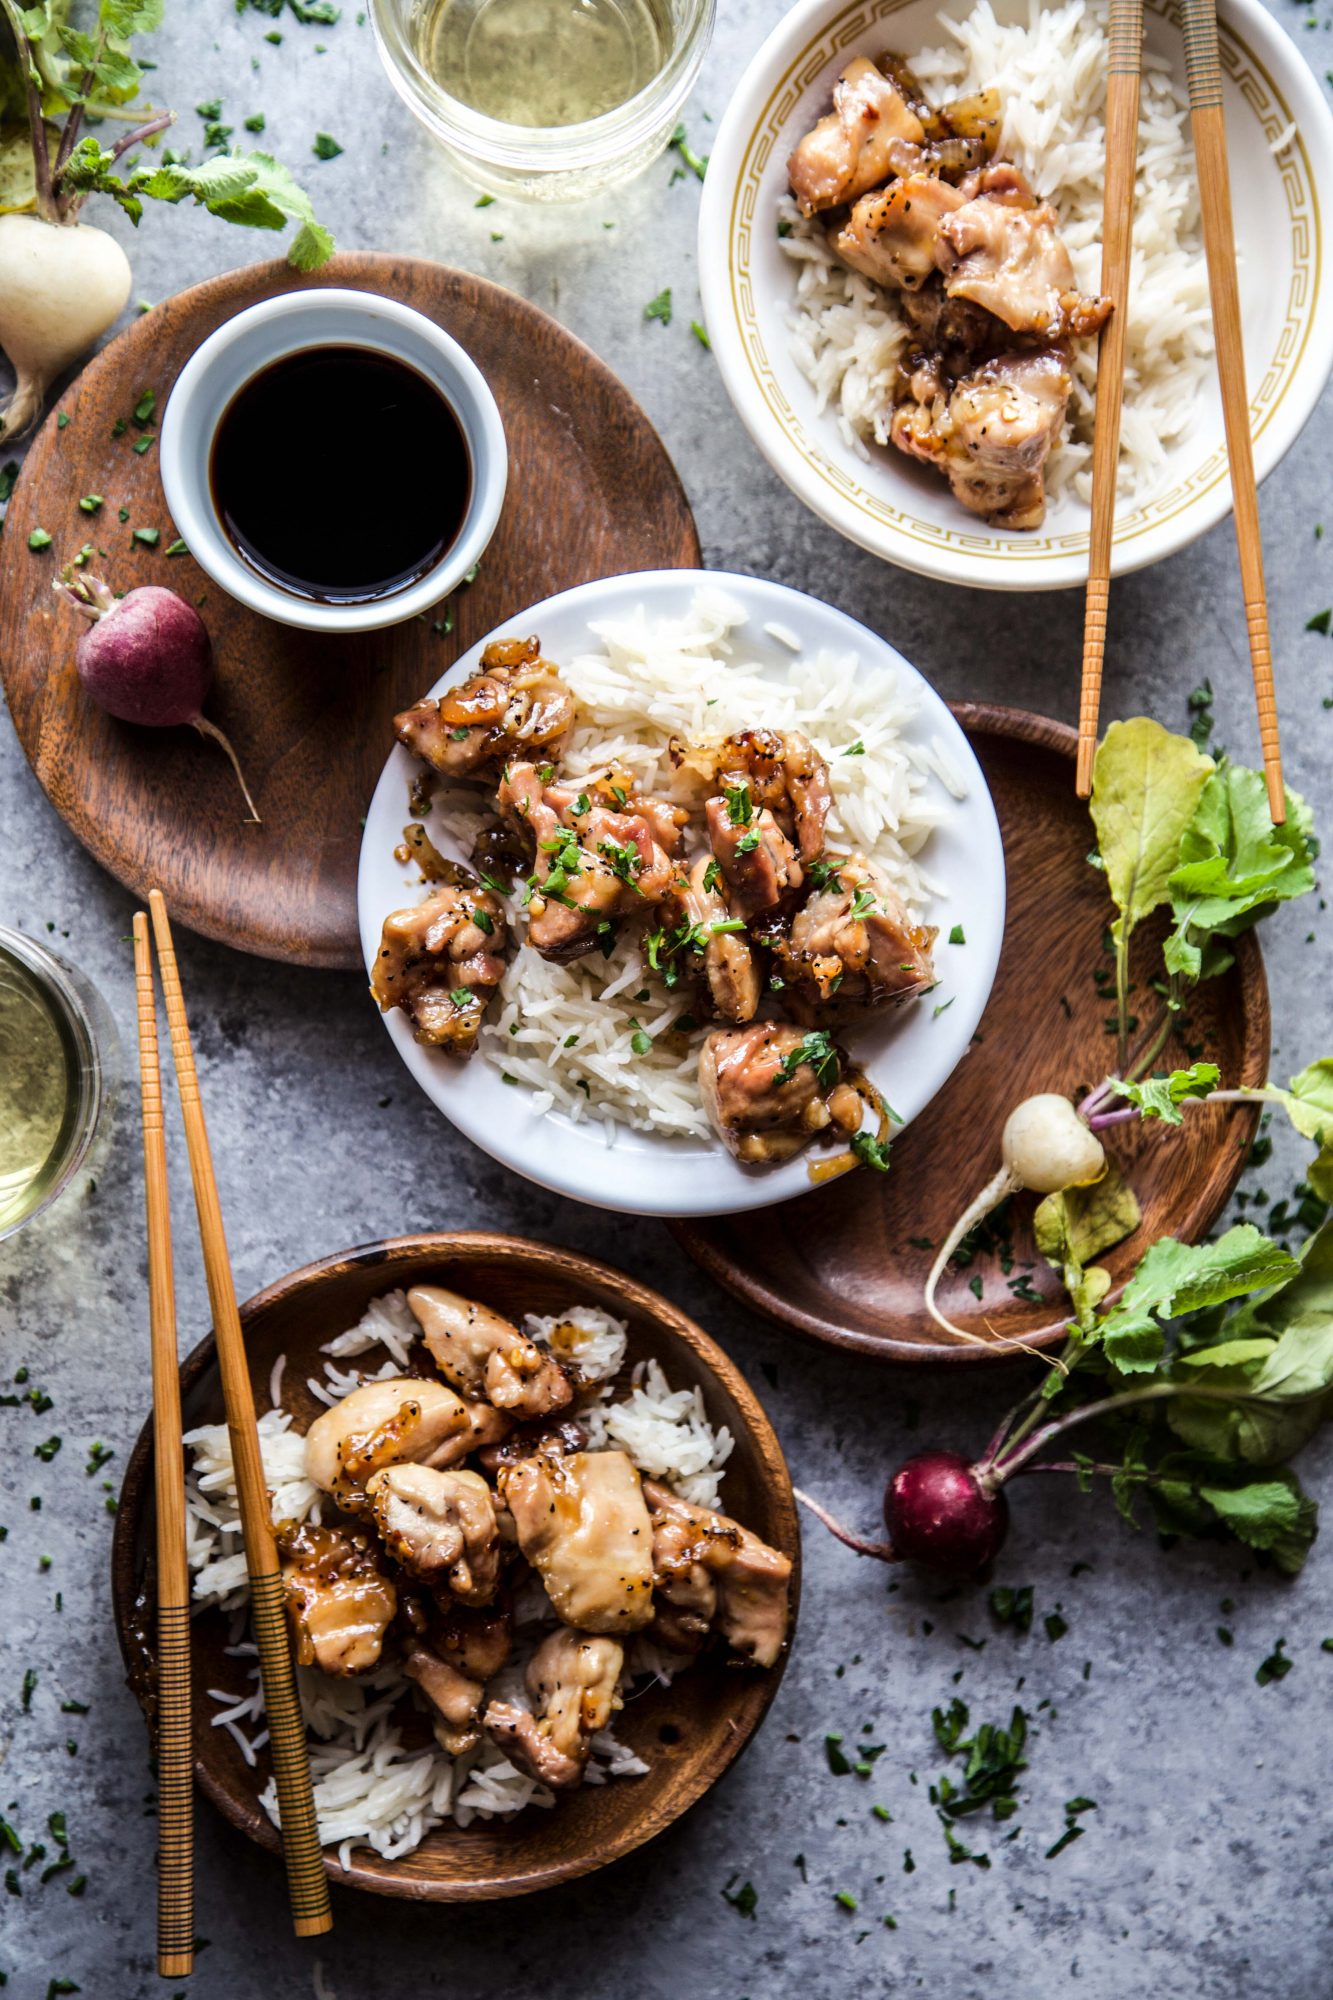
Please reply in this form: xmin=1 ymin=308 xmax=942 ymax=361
xmin=644 ymin=288 xmax=672 ymax=326
xmin=313 ymin=131 xmax=344 ymax=159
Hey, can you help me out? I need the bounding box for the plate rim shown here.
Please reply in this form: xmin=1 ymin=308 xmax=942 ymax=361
xmin=109 ymin=1229 xmax=801 ymax=1900
xmin=357 ymin=565 xmax=1007 ymax=1217
xmin=669 ymin=700 xmax=1272 ymax=1364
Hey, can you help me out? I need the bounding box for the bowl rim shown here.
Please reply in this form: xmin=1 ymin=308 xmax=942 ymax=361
xmin=110 ymin=1230 xmax=801 ymax=1900
xmin=159 ymin=287 xmax=509 ymax=634
xmin=355 ymin=565 xmax=1007 ymax=1217
xmin=698 ymin=0 xmax=1333 ymax=591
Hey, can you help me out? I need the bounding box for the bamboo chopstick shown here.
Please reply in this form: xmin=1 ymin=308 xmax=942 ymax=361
xmin=133 ymin=913 xmax=194 ymax=1981
xmin=1180 ymin=0 xmax=1285 ymax=823
xmin=1075 ymin=0 xmax=1144 ymax=798
xmin=147 ymin=890 xmax=333 ymax=1940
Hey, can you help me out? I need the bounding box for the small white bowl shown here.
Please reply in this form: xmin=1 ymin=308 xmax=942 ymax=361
xmin=159 ymin=288 xmax=508 ymax=633
xmin=357 ymin=569 xmax=1005 ymax=1218
xmin=699 ymin=0 xmax=1333 ymax=591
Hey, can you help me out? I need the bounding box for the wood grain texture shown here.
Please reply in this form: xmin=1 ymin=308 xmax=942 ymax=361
xmin=1077 ymin=0 xmax=1143 ymax=798
xmin=132 ymin=913 xmax=194 ymax=1978
xmin=0 ymin=255 xmax=701 ymax=967
xmin=110 ymin=1234 xmax=799 ymax=1902
xmin=1180 ymin=0 xmax=1284 ymax=822
xmin=672 ymin=704 xmax=1271 ymax=1365
xmin=147 ymin=894 xmax=332 ymax=1936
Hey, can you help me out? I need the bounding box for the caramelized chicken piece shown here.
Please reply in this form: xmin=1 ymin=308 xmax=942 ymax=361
xmin=682 ymin=729 xmax=830 ymax=862
xmin=276 ymin=1520 xmax=397 ymax=1676
xmin=699 ymin=1022 xmax=863 ymax=1166
xmin=834 ymin=174 xmax=966 ymax=290
xmin=304 ymin=1377 xmax=509 ymax=1511
xmin=706 ymin=799 xmax=802 ymax=919
xmin=896 ymin=278 xmax=997 ymax=364
xmin=891 ymin=347 xmax=1072 ymax=529
xmin=497 ymin=762 xmax=681 ymax=961
xmin=643 ymin=1481 xmax=791 ymax=1666
xmin=366 ymin=1463 xmax=501 ymax=1605
xmin=657 ymin=856 xmax=762 ymax=1024
xmin=788 ymin=54 xmax=926 ymax=215
xmin=404 ymin=1640 xmax=487 ymax=1755
xmin=935 ymin=164 xmax=1110 ymax=339
xmin=776 ymin=852 xmax=936 ymax=1024
xmin=394 ymin=637 xmax=574 ymax=780
xmin=371 ymin=879 xmax=508 ymax=1055
xmin=500 ymin=1449 xmax=655 ymax=1634
xmin=407 ymin=1285 xmax=574 ymax=1420
xmin=478 ymin=1417 xmax=588 ymax=1475
xmin=436 ymin=1599 xmax=513 ymax=1682
xmin=484 ymin=1628 xmax=624 ymax=1790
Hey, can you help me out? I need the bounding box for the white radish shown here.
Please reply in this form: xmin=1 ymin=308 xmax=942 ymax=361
xmin=0 ymin=213 xmax=131 ymax=440
xmin=924 ymin=1093 xmax=1107 ymax=1347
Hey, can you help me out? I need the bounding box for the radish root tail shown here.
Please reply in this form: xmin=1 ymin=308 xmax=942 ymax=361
xmin=793 ymin=1487 xmax=896 ymax=1562
xmin=923 ymin=1166 xmax=1020 ymax=1348
xmin=0 ymin=370 xmax=48 ymax=444
xmin=193 ymin=715 xmax=263 ymax=824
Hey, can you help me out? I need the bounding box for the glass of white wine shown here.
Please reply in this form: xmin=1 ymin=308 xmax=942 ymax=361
xmin=371 ymin=0 xmax=714 ymax=200
xmin=0 ymin=929 xmax=118 ymax=1246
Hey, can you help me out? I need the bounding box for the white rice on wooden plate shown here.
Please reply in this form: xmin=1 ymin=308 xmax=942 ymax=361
xmin=423 ymin=582 xmax=963 ymax=1140
xmin=780 ymin=0 xmax=1212 ymax=506
xmin=182 ymin=1292 xmax=731 ymax=1867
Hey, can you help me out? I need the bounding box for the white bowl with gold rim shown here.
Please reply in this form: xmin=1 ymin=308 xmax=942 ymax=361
xmin=698 ymin=0 xmax=1333 ymax=591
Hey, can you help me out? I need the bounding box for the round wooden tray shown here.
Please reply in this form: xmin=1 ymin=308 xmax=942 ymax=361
xmin=110 ymin=1233 xmax=798 ymax=1901
xmin=0 ymin=255 xmax=700 ymax=968
xmin=672 ymin=703 xmax=1271 ymax=1365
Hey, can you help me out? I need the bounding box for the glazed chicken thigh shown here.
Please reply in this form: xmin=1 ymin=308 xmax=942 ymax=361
xmin=498 ymin=761 xmax=683 ymax=960
xmin=500 ymin=1449 xmax=656 ymax=1634
xmin=776 ymin=852 xmax=937 ymax=1023
xmin=788 ymin=54 xmax=927 ymax=214
xmin=277 ymin=1520 xmax=398 ymax=1676
xmin=303 ymin=1377 xmax=509 ymax=1510
xmin=394 ymin=637 xmax=574 ymax=781
xmin=699 ymin=1022 xmax=865 ymax=1165
xmin=366 ymin=1463 xmax=502 ymax=1605
xmin=484 ymin=1628 xmax=624 ymax=1789
xmin=643 ymin=1481 xmax=792 ymax=1668
xmin=407 ymin=1285 xmax=574 ymax=1419
xmin=371 ymin=878 xmax=508 ymax=1054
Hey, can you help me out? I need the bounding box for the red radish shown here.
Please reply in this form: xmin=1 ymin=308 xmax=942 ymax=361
xmin=795 ymin=1449 xmax=1009 ymax=1576
xmin=53 ymin=572 xmax=261 ymax=822
xmin=884 ymin=1451 xmax=1009 ymax=1572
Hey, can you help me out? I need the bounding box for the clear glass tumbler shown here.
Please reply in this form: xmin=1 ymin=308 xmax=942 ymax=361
xmin=371 ymin=0 xmax=715 ymax=202
xmin=0 ymin=928 xmax=119 ymax=1246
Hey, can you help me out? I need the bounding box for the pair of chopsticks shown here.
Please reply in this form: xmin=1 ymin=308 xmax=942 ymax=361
xmin=134 ymin=890 xmax=332 ymax=1972
xmin=1076 ymin=0 xmax=1285 ymax=825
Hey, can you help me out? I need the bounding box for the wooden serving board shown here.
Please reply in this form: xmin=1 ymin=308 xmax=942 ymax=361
xmin=672 ymin=704 xmax=1271 ymax=1365
xmin=0 ymin=254 xmax=700 ymax=968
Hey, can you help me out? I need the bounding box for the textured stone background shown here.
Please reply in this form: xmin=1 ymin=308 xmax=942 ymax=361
xmin=3 ymin=1 xmax=1333 ymax=1993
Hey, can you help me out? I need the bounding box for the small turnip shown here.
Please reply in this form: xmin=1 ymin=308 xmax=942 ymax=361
xmin=53 ymin=572 xmax=261 ymax=822
xmin=0 ymin=214 xmax=131 ymax=440
xmin=923 ymin=1092 xmax=1107 ymax=1347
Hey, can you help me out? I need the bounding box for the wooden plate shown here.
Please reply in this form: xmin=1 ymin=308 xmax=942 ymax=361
xmin=672 ymin=704 xmax=1271 ymax=1365
xmin=0 ymin=255 xmax=700 ymax=969
xmin=110 ymin=1233 xmax=798 ymax=1901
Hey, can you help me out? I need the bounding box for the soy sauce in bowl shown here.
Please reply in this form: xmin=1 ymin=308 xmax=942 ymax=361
xmin=210 ymin=345 xmax=471 ymax=604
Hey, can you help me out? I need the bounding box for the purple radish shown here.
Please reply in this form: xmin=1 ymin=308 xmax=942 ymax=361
xmin=796 ymin=1448 xmax=1009 ymax=1577
xmin=53 ymin=572 xmax=261 ymax=822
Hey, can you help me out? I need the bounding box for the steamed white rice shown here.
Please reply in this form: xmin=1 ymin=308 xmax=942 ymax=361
xmin=183 ymin=1292 xmax=730 ymax=1866
xmin=424 ymin=582 xmax=961 ymax=1139
xmin=781 ymin=0 xmax=1212 ymax=508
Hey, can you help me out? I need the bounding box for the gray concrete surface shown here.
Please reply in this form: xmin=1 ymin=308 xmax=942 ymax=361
xmin=3 ymin=2 xmax=1333 ymax=1994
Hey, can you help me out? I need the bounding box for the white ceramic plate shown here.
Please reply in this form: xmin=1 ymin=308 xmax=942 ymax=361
xmin=358 ymin=570 xmax=1005 ymax=1216
xmin=698 ymin=0 xmax=1333 ymax=591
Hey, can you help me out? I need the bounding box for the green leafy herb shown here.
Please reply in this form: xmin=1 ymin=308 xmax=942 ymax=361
xmin=312 ymin=131 xmax=343 ymax=159
xmin=780 ymin=1030 xmax=839 ymax=1092
xmin=669 ymin=121 xmax=708 ymax=180
xmin=644 ymin=287 xmax=672 ymax=326
xmin=27 ymin=528 xmax=52 ymax=551
xmin=851 ymin=1129 xmax=891 ymax=1172
xmin=1112 ymin=1062 xmax=1220 ymax=1123
xmin=948 ymin=924 xmax=966 ymax=944
xmin=1256 ymin=1638 xmax=1293 ymax=1685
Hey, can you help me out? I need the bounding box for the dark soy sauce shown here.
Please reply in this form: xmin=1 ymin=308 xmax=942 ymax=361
xmin=210 ymin=345 xmax=472 ymax=603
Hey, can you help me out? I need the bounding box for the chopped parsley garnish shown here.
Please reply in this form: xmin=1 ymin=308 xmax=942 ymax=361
xmin=690 ymin=320 xmax=710 ymax=350
xmin=597 ymin=837 xmax=643 ymax=889
xmin=572 ymin=792 xmax=590 ymax=817
xmin=702 ymin=858 xmax=722 ymax=892
xmin=644 ymin=288 xmax=673 ymax=326
xmin=313 ymin=131 xmax=344 ymax=159
xmin=723 ymin=780 xmax=753 ymax=826
xmin=669 ymin=122 xmax=708 ymax=180
xmin=1307 ymin=609 xmax=1332 ymax=635
xmin=780 ymin=1030 xmax=839 ymax=1091
xmin=848 ymin=888 xmax=877 ymax=920
xmin=78 ymin=495 xmax=103 ymax=513
xmin=132 ymin=527 xmax=160 ymax=547
xmin=842 ymin=739 xmax=865 ymax=756
xmin=471 ymin=909 xmax=494 ymax=935
xmin=733 ymin=829 xmax=760 ymax=855
xmin=709 ymin=918 xmax=746 ymax=935
xmin=629 ymin=1022 xmax=652 ymax=1056
xmin=1256 ymin=1638 xmax=1292 ymax=1685
xmin=825 ymin=1732 xmax=851 ymax=1774
xmin=851 ymin=1130 xmax=891 ymax=1172
xmin=721 ymin=1876 xmax=757 ymax=1918
xmin=133 ymin=388 xmax=156 ymax=424
xmin=806 ymin=859 xmax=843 ymax=892
xmin=28 ymin=529 xmax=52 ymax=551
xmin=948 ymin=924 xmax=966 ymax=945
